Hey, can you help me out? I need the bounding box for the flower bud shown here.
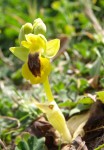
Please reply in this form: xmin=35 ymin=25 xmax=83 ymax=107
xmin=33 ymin=18 xmax=46 ymax=35
xmin=19 ymin=23 xmax=33 ymax=44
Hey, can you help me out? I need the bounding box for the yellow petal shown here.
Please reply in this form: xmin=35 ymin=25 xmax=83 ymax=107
xmin=25 ymin=33 xmax=37 ymax=43
xmin=9 ymin=47 xmax=29 ymax=62
xmin=44 ymin=39 xmax=60 ymax=58
xmin=21 ymin=41 xmax=30 ymax=49
xmin=21 ymin=34 xmax=47 ymax=53
xmin=22 ymin=57 xmax=51 ymax=84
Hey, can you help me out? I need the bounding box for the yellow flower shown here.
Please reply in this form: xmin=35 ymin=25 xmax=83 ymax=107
xmin=10 ymin=21 xmax=60 ymax=84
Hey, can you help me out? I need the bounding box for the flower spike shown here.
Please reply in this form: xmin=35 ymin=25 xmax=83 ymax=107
xmin=9 ymin=18 xmax=72 ymax=143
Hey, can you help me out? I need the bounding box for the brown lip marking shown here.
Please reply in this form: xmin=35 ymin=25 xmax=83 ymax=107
xmin=28 ymin=52 xmax=41 ymax=77
xmin=49 ymin=105 xmax=54 ymax=109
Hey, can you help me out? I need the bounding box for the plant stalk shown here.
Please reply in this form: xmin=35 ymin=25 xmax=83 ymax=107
xmin=43 ymin=77 xmax=54 ymax=102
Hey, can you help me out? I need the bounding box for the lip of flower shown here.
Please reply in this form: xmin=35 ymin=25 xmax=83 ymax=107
xmin=22 ymin=55 xmax=51 ymax=84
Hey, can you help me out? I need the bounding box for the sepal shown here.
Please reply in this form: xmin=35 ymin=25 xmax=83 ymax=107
xmin=9 ymin=47 xmax=29 ymax=62
xmin=44 ymin=39 xmax=60 ymax=58
xmin=19 ymin=23 xmax=33 ymax=44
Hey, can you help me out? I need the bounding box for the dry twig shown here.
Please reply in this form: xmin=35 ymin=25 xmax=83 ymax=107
xmin=0 ymin=139 xmax=7 ymax=150
xmin=0 ymin=49 xmax=14 ymax=67
xmin=80 ymin=0 xmax=104 ymax=36
xmin=0 ymin=116 xmax=20 ymax=129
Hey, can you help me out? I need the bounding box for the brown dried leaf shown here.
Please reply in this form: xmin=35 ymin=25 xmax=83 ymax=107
xmin=70 ymin=136 xmax=88 ymax=150
xmin=67 ymin=112 xmax=90 ymax=139
xmin=84 ymin=100 xmax=104 ymax=131
xmin=27 ymin=116 xmax=60 ymax=149
xmin=83 ymin=100 xmax=104 ymax=149
xmin=88 ymin=76 xmax=99 ymax=89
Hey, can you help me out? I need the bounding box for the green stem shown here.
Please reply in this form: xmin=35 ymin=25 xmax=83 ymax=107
xmin=43 ymin=77 xmax=54 ymax=102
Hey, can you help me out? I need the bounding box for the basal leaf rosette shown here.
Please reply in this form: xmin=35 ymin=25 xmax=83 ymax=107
xmin=10 ymin=33 xmax=60 ymax=84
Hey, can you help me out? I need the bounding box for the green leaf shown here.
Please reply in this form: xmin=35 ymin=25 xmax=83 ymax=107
xmin=94 ymin=143 xmax=104 ymax=150
xmin=45 ymin=39 xmax=60 ymax=58
xmin=15 ymin=133 xmax=30 ymax=145
xmin=10 ymin=47 xmax=29 ymax=62
xmin=15 ymin=147 xmax=20 ymax=150
xmin=28 ymin=136 xmax=45 ymax=150
xmin=90 ymin=57 xmax=101 ymax=76
xmin=69 ymin=104 xmax=90 ymax=116
xmin=51 ymin=1 xmax=61 ymax=10
xmin=59 ymin=99 xmax=76 ymax=108
xmin=96 ymin=91 xmax=104 ymax=103
xmin=77 ymin=96 xmax=94 ymax=105
xmin=15 ymin=136 xmax=46 ymax=150
xmin=15 ymin=141 xmax=30 ymax=150
xmin=11 ymin=69 xmax=22 ymax=85
xmin=73 ymin=41 xmax=90 ymax=58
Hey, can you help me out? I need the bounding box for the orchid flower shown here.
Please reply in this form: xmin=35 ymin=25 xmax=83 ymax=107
xmin=10 ymin=19 xmax=60 ymax=85
xmin=10 ymin=18 xmax=72 ymax=143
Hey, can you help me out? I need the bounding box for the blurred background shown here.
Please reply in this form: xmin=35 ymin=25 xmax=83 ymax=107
xmin=0 ymin=0 xmax=104 ymax=148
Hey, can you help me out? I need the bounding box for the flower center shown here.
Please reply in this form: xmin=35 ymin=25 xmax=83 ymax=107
xmin=28 ymin=52 xmax=41 ymax=77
